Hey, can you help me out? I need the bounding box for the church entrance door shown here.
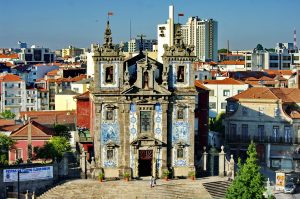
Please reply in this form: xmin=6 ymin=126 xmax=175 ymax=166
xmin=138 ymin=150 xmax=153 ymax=176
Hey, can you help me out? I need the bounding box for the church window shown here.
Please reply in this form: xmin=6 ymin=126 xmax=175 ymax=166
xmin=177 ymin=66 xmax=185 ymax=82
xmin=106 ymin=110 xmax=113 ymax=120
xmin=143 ymin=71 xmax=149 ymax=89
xmin=177 ymin=148 xmax=184 ymax=159
xmin=177 ymin=109 xmax=184 ymax=120
xmin=107 ymin=149 xmax=114 ymax=160
xmin=140 ymin=111 xmax=151 ymax=133
xmin=105 ymin=66 xmax=114 ymax=83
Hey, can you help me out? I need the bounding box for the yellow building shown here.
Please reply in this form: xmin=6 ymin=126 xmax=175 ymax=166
xmin=62 ymin=46 xmax=84 ymax=58
xmin=55 ymin=90 xmax=78 ymax=111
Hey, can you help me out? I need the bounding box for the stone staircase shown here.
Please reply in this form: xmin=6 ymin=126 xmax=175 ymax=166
xmin=38 ymin=179 xmax=213 ymax=199
xmin=202 ymin=180 xmax=232 ymax=199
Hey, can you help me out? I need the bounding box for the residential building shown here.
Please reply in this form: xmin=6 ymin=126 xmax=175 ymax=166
xmin=18 ymin=45 xmax=55 ymax=64
xmin=9 ymin=121 xmax=53 ymax=164
xmin=225 ymin=87 xmax=300 ymax=170
xmin=62 ymin=46 xmax=84 ymax=58
xmin=157 ymin=5 xmax=174 ymax=63
xmin=181 ymin=17 xmax=218 ymax=62
xmin=218 ymin=60 xmax=246 ymax=71
xmin=71 ymin=78 xmax=91 ymax=94
xmin=0 ymin=54 xmax=19 ymax=63
xmin=199 ymin=78 xmax=249 ymax=118
xmin=0 ymin=73 xmax=26 ymax=116
xmin=127 ymin=38 xmax=157 ymax=53
xmin=27 ymin=64 xmax=59 ymax=85
xmin=55 ymin=90 xmax=78 ymax=111
xmin=25 ymin=87 xmax=49 ymax=111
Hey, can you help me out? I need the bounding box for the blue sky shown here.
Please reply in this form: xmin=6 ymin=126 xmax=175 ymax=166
xmin=0 ymin=0 xmax=299 ymax=50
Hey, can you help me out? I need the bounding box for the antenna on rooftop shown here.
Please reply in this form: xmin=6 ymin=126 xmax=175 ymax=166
xmin=294 ymin=28 xmax=297 ymax=49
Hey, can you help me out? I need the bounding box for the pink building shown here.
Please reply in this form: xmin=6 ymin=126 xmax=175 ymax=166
xmin=9 ymin=121 xmax=53 ymax=164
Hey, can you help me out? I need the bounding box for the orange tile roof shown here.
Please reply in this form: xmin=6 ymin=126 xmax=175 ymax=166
xmin=228 ymin=87 xmax=300 ymax=103
xmin=263 ymin=69 xmax=293 ymax=76
xmin=203 ymin=78 xmax=245 ymax=85
xmin=0 ymin=119 xmax=15 ymax=126
xmin=0 ymin=74 xmax=23 ymax=82
xmin=259 ymin=76 xmax=274 ymax=81
xmin=74 ymin=91 xmax=90 ymax=99
xmin=10 ymin=121 xmax=53 ymax=139
xmin=194 ymin=80 xmax=210 ymax=90
xmin=0 ymin=54 xmax=19 ymax=59
xmin=47 ymin=69 xmax=59 ymax=76
xmin=0 ymin=124 xmax=22 ymax=132
xmin=218 ymin=60 xmax=245 ymax=65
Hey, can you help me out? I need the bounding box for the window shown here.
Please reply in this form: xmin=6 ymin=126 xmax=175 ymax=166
xmin=241 ymin=124 xmax=248 ymax=141
xmin=177 ymin=148 xmax=184 ymax=159
xmin=177 ymin=109 xmax=184 ymax=120
xmin=230 ymin=124 xmax=237 ymax=137
xmin=18 ymin=83 xmax=21 ymax=88
xmin=177 ymin=66 xmax=185 ymax=82
xmin=258 ymin=125 xmax=264 ymax=141
xmin=272 ymin=126 xmax=279 ymax=142
xmin=209 ymin=90 xmax=214 ymax=96
xmin=107 ymin=149 xmax=114 ymax=160
xmin=105 ymin=66 xmax=114 ymax=83
xmin=16 ymin=149 xmax=22 ymax=160
xmin=140 ymin=111 xmax=151 ymax=133
xmin=209 ymin=102 xmax=216 ymax=109
xmin=223 ymin=90 xmax=230 ymax=96
xmin=284 ymin=126 xmax=291 ymax=143
xmin=221 ymin=102 xmax=227 ymax=109
xmin=106 ymin=110 xmax=113 ymax=121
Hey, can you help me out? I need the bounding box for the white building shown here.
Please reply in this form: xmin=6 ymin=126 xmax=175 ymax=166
xmin=181 ymin=17 xmax=218 ymax=62
xmin=0 ymin=73 xmax=26 ymax=116
xmin=127 ymin=38 xmax=157 ymax=53
xmin=25 ymin=88 xmax=49 ymax=111
xmin=18 ymin=45 xmax=55 ymax=64
xmin=200 ymin=78 xmax=249 ymax=118
xmin=71 ymin=78 xmax=91 ymax=94
xmin=157 ymin=5 xmax=174 ymax=63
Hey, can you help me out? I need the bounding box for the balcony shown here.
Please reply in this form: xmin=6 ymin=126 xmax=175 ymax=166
xmin=227 ymin=135 xmax=251 ymax=143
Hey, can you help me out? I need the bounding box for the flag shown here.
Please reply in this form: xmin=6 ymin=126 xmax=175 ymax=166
xmin=178 ymin=13 xmax=184 ymax=16
xmin=108 ymin=12 xmax=113 ymax=16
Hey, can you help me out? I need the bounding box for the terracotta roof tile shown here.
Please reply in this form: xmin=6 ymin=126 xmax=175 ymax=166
xmin=0 ymin=124 xmax=22 ymax=132
xmin=0 ymin=54 xmax=19 ymax=59
xmin=74 ymin=91 xmax=90 ymax=99
xmin=194 ymin=80 xmax=210 ymax=90
xmin=0 ymin=74 xmax=23 ymax=82
xmin=10 ymin=121 xmax=53 ymax=139
xmin=218 ymin=60 xmax=245 ymax=65
xmin=263 ymin=69 xmax=293 ymax=76
xmin=203 ymin=78 xmax=245 ymax=85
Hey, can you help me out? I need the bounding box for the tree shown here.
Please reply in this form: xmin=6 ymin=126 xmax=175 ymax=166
xmin=34 ymin=136 xmax=71 ymax=161
xmin=256 ymin=44 xmax=264 ymax=51
xmin=226 ymin=142 xmax=266 ymax=199
xmin=1 ymin=110 xmax=16 ymax=119
xmin=218 ymin=48 xmax=231 ymax=54
xmin=54 ymin=125 xmax=71 ymax=140
xmin=0 ymin=134 xmax=15 ymax=165
xmin=209 ymin=112 xmax=225 ymax=134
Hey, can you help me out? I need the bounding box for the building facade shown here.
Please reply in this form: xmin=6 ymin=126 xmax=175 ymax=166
xmin=90 ymin=22 xmax=197 ymax=178
xmin=18 ymin=46 xmax=55 ymax=64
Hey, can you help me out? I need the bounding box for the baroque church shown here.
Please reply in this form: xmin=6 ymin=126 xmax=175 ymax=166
xmin=90 ymin=20 xmax=197 ymax=178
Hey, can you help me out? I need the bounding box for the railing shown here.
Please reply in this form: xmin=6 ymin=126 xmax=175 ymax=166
xmin=227 ymin=135 xmax=296 ymax=144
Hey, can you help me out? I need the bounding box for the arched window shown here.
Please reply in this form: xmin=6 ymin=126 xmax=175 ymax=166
xmin=105 ymin=66 xmax=114 ymax=83
xmin=177 ymin=66 xmax=185 ymax=82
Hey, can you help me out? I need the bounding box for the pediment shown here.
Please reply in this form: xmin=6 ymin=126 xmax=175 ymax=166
xmin=131 ymin=135 xmax=166 ymax=146
xmin=121 ymin=85 xmax=171 ymax=95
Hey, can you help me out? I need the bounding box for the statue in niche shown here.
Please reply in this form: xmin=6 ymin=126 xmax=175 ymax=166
xmin=143 ymin=71 xmax=149 ymax=89
xmin=177 ymin=66 xmax=185 ymax=82
xmin=105 ymin=66 xmax=114 ymax=83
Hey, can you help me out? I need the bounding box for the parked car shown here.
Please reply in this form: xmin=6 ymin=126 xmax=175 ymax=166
xmin=284 ymin=182 xmax=296 ymax=194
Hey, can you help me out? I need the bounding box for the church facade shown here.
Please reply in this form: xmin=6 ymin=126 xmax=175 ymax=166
xmin=90 ymin=21 xmax=197 ymax=178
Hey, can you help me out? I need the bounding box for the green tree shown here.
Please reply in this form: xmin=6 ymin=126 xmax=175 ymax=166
xmin=34 ymin=136 xmax=71 ymax=161
xmin=209 ymin=112 xmax=225 ymax=134
xmin=218 ymin=48 xmax=231 ymax=54
xmin=256 ymin=44 xmax=264 ymax=51
xmin=226 ymin=142 xmax=266 ymax=199
xmin=54 ymin=125 xmax=71 ymax=140
xmin=1 ymin=110 xmax=16 ymax=119
xmin=0 ymin=134 xmax=15 ymax=165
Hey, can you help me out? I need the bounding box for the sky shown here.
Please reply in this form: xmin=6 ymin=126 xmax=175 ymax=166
xmin=0 ymin=0 xmax=299 ymax=51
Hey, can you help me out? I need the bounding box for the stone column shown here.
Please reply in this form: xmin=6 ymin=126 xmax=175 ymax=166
xmin=189 ymin=100 xmax=195 ymax=166
xmin=218 ymin=146 xmax=225 ymax=177
xmin=203 ymin=147 xmax=208 ymax=171
xmin=161 ymin=102 xmax=168 ymax=170
xmin=123 ymin=102 xmax=130 ymax=168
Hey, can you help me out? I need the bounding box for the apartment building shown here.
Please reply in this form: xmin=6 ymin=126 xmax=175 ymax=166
xmin=225 ymin=87 xmax=300 ymax=170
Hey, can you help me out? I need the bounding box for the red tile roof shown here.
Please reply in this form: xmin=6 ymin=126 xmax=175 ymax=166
xmin=0 ymin=124 xmax=22 ymax=132
xmin=0 ymin=74 xmax=22 ymax=82
xmin=0 ymin=119 xmax=15 ymax=126
xmin=10 ymin=121 xmax=53 ymax=140
xmin=0 ymin=54 xmax=19 ymax=59
xmin=47 ymin=69 xmax=59 ymax=76
xmin=195 ymin=80 xmax=210 ymax=90
xmin=203 ymin=78 xmax=245 ymax=85
xmin=263 ymin=69 xmax=293 ymax=76
xmin=74 ymin=91 xmax=90 ymax=99
xmin=218 ymin=60 xmax=245 ymax=65
xmin=228 ymin=87 xmax=300 ymax=103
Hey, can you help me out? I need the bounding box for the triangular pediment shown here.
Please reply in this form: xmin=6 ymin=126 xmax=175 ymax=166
xmin=130 ymin=135 xmax=166 ymax=146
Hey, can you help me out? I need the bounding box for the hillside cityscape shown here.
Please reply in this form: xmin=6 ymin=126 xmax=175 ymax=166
xmin=1 ymin=3 xmax=300 ymax=199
